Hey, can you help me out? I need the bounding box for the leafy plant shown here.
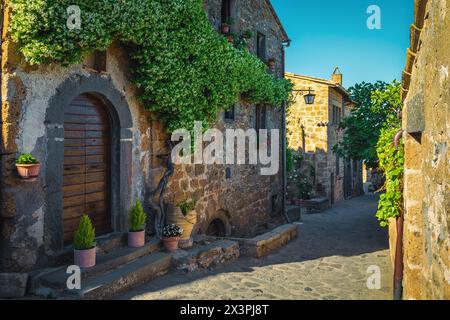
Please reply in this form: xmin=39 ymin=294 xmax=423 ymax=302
xmin=224 ymin=17 xmax=235 ymax=26
xmin=178 ymin=199 xmax=197 ymax=216
xmin=375 ymin=125 xmax=404 ymax=227
xmin=333 ymin=81 xmax=401 ymax=168
xmin=243 ymin=30 xmax=253 ymax=39
xmin=128 ymin=199 xmax=146 ymax=232
xmin=162 ymin=224 xmax=183 ymax=238
xmin=286 ymin=148 xmax=295 ymax=173
xmin=10 ymin=0 xmax=293 ymax=134
xmin=16 ymin=153 xmax=39 ymax=164
xmin=74 ymin=215 xmax=96 ymax=250
xmin=297 ymin=174 xmax=313 ymax=200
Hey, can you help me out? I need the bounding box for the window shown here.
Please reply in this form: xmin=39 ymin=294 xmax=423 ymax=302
xmin=224 ymin=104 xmax=235 ymax=121
xmin=256 ymin=32 xmax=267 ymax=62
xmin=221 ymin=0 xmax=232 ymax=24
xmin=225 ymin=167 xmax=232 ymax=179
xmin=255 ymin=105 xmax=267 ymax=148
xmin=332 ymin=105 xmax=341 ymax=125
xmin=83 ymin=50 xmax=107 ymax=72
xmin=255 ymin=105 xmax=267 ymax=130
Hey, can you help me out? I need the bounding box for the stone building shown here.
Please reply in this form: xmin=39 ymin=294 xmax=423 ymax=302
xmin=397 ymin=0 xmax=450 ymax=299
xmin=285 ymin=70 xmax=363 ymax=205
xmin=0 ymin=0 xmax=289 ymax=274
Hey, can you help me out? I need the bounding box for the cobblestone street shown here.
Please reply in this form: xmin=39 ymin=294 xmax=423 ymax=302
xmin=119 ymin=195 xmax=392 ymax=300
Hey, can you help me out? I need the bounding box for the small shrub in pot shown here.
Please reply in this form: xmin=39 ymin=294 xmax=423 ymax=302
xmin=128 ymin=199 xmax=147 ymax=248
xmin=73 ymin=215 xmax=96 ymax=268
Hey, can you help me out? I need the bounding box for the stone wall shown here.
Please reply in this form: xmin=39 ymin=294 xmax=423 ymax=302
xmin=285 ymin=73 xmax=349 ymax=203
xmin=0 ymin=0 xmax=287 ymax=272
xmin=402 ymin=0 xmax=450 ymax=299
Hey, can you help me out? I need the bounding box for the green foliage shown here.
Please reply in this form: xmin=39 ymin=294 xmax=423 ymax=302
xmin=128 ymin=199 xmax=146 ymax=232
xmin=286 ymin=148 xmax=295 ymax=173
xmin=375 ymin=125 xmax=404 ymax=227
xmin=178 ymin=198 xmax=197 ymax=216
xmin=74 ymin=215 xmax=96 ymax=250
xmin=10 ymin=0 xmax=293 ymax=133
xmin=286 ymin=149 xmax=312 ymax=199
xmin=297 ymin=176 xmax=313 ymax=200
xmin=333 ymin=81 xmax=402 ymax=168
xmin=16 ymin=153 xmax=39 ymax=164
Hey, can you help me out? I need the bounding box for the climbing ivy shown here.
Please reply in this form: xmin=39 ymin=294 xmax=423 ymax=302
xmin=9 ymin=0 xmax=293 ymax=132
xmin=375 ymin=125 xmax=404 ymax=227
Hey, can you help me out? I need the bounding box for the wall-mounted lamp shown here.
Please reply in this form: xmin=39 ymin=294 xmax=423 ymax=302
xmin=293 ymin=87 xmax=316 ymax=105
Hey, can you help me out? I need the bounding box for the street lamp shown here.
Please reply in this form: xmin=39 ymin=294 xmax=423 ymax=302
xmin=293 ymin=87 xmax=316 ymax=105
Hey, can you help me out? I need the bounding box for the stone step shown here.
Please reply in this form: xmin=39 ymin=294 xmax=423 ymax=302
xmin=51 ymin=232 xmax=128 ymax=267
xmin=31 ymin=239 xmax=160 ymax=294
xmin=65 ymin=252 xmax=172 ymax=300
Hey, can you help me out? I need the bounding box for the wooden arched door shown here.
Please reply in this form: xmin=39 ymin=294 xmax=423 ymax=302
xmin=63 ymin=94 xmax=112 ymax=243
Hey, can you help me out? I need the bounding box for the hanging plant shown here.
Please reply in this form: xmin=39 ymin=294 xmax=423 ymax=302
xmin=9 ymin=0 xmax=293 ymax=133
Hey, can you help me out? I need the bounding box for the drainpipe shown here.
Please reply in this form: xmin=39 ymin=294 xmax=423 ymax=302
xmin=393 ymin=128 xmax=405 ymax=300
xmin=281 ymin=41 xmax=291 ymax=224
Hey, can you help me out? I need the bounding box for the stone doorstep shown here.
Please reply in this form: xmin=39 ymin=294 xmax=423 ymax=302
xmin=50 ymin=232 xmax=128 ymax=267
xmin=0 ymin=273 xmax=29 ymax=298
xmin=173 ymin=240 xmax=240 ymax=273
xmin=29 ymin=239 xmax=161 ymax=296
xmin=67 ymin=252 xmax=172 ymax=300
xmin=239 ymin=224 xmax=298 ymax=258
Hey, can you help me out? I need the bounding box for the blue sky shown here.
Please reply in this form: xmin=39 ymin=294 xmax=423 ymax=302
xmin=272 ymin=0 xmax=413 ymax=88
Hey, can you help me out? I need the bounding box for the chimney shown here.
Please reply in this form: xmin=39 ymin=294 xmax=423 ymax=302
xmin=332 ymin=66 xmax=343 ymax=85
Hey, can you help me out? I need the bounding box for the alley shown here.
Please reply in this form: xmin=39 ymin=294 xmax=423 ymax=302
xmin=120 ymin=195 xmax=393 ymax=300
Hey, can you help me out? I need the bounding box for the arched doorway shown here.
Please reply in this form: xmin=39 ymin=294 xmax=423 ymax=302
xmin=62 ymin=93 xmax=112 ymax=243
xmin=206 ymin=219 xmax=227 ymax=237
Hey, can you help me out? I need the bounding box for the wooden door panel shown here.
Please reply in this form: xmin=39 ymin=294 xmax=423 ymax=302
xmin=63 ymin=94 xmax=112 ymax=244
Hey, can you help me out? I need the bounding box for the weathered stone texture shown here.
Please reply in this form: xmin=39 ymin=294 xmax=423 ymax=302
xmin=402 ymin=0 xmax=450 ymax=299
xmin=0 ymin=0 xmax=286 ymax=272
xmin=285 ymin=73 xmax=361 ymax=203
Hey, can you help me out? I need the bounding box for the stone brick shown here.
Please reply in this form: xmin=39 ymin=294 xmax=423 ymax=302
xmin=0 ymin=273 xmax=28 ymax=298
xmin=401 ymin=0 xmax=450 ymax=300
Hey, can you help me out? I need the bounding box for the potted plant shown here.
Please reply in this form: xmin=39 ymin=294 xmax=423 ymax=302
xmin=176 ymin=199 xmax=197 ymax=241
xmin=162 ymin=224 xmax=183 ymax=253
xmin=128 ymin=199 xmax=147 ymax=248
xmin=16 ymin=153 xmax=41 ymax=179
xmin=267 ymin=58 xmax=276 ymax=69
xmin=243 ymin=30 xmax=253 ymax=39
xmin=74 ymin=215 xmax=96 ymax=268
xmin=221 ymin=17 xmax=234 ymax=34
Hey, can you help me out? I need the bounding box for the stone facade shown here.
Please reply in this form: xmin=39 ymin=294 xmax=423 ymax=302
xmin=0 ymin=0 xmax=289 ymax=272
xmin=400 ymin=0 xmax=450 ymax=299
xmin=285 ymin=72 xmax=362 ymax=204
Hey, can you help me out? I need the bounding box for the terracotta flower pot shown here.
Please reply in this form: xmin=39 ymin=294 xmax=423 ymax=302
xmin=16 ymin=163 xmax=41 ymax=179
xmin=128 ymin=230 xmax=145 ymax=248
xmin=221 ymin=23 xmax=230 ymax=34
xmin=227 ymin=35 xmax=234 ymax=43
xmin=74 ymin=247 xmax=96 ymax=268
xmin=166 ymin=206 xmax=197 ymax=242
xmin=162 ymin=237 xmax=179 ymax=253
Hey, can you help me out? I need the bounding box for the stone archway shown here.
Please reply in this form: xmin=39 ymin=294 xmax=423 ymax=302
xmin=45 ymin=73 xmax=133 ymax=251
xmin=205 ymin=210 xmax=232 ymax=237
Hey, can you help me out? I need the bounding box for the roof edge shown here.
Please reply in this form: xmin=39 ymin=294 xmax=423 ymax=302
xmin=265 ymin=0 xmax=289 ymax=42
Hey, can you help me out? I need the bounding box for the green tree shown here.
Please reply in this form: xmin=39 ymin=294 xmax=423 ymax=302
xmin=333 ymin=81 xmax=402 ymax=167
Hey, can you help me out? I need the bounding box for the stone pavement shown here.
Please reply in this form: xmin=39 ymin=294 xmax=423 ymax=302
xmin=119 ymin=195 xmax=393 ymax=300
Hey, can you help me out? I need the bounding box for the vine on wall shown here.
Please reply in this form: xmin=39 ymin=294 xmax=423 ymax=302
xmin=9 ymin=0 xmax=293 ymax=132
xmin=375 ymin=125 xmax=404 ymax=227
